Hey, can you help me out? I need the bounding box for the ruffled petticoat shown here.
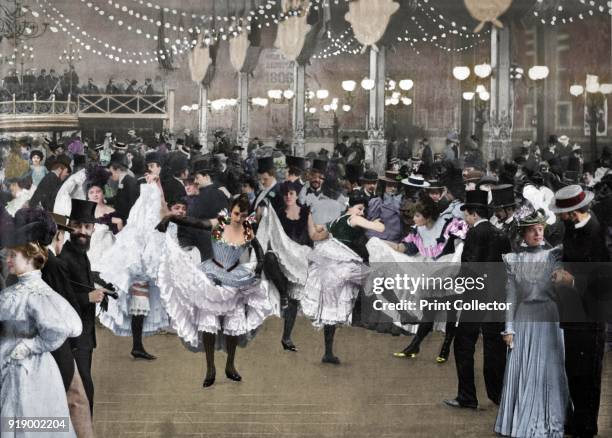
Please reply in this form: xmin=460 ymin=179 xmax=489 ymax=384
xmin=301 ymin=238 xmax=367 ymax=328
xmin=96 ymin=184 xmax=170 ymax=336
xmin=88 ymin=223 xmax=116 ymax=273
xmin=157 ymin=233 xmax=274 ymax=351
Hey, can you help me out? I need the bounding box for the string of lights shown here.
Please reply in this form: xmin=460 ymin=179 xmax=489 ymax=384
xmin=34 ymin=0 xmax=159 ymax=64
xmin=415 ymin=0 xmax=489 ymax=40
xmin=533 ymin=0 xmax=611 ymax=25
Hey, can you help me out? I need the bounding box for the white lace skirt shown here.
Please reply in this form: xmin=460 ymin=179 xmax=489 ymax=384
xmin=301 ymin=238 xmax=367 ymax=328
xmin=157 ymin=233 xmax=274 ymax=350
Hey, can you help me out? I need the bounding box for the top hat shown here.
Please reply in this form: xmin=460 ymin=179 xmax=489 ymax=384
xmin=491 ymin=184 xmax=516 ymax=208
xmin=69 ymin=199 xmax=97 ymax=224
xmin=460 ymin=189 xmax=489 ymax=211
xmin=192 ymin=159 xmax=213 ymax=177
xmin=108 ymin=152 xmax=129 ymax=169
xmin=345 ymin=163 xmax=363 ymax=182
xmin=477 ymin=174 xmax=499 ymax=187
xmin=549 ymin=185 xmax=594 ymax=213
xmin=401 ymin=174 xmax=430 ymax=188
xmin=145 ymin=151 xmax=163 ymax=165
xmin=286 ymin=156 xmax=306 ymax=170
xmin=257 ymin=156 xmax=275 ymax=173
xmin=311 ymin=158 xmax=328 ymax=174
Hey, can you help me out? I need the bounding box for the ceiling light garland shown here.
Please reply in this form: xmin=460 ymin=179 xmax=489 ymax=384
xmin=533 ymin=0 xmax=611 ymax=25
xmin=406 ymin=15 xmax=489 ymax=53
xmin=34 ymin=1 xmax=159 ymax=64
xmin=313 ymin=27 xmax=361 ymax=59
xmin=415 ymin=0 xmax=489 ymax=40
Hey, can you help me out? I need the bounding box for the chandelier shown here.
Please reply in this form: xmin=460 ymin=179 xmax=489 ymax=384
xmin=0 ymin=0 xmax=49 ymax=42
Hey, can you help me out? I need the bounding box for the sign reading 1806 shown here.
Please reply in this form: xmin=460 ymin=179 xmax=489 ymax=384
xmin=262 ymin=49 xmax=294 ymax=86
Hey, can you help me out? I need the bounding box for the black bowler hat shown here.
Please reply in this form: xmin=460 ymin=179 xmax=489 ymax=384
xmin=311 ymin=158 xmax=328 ymax=174
xmin=257 ymin=156 xmax=274 ymax=174
xmin=491 ymin=184 xmax=516 ymax=208
xmin=286 ymin=155 xmax=305 ymax=170
xmin=460 ymin=189 xmax=489 ymax=211
xmin=192 ymin=159 xmax=213 ymax=177
xmin=69 ymin=199 xmax=97 ymax=223
xmin=108 ymin=152 xmax=129 ymax=169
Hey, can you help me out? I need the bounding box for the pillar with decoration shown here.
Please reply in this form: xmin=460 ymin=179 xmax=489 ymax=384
xmin=488 ymin=25 xmax=513 ymax=162
xmin=188 ymin=34 xmax=215 ymax=153
xmin=345 ymin=0 xmax=399 ymax=173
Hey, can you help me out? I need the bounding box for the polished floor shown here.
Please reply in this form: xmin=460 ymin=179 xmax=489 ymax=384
xmin=92 ymin=317 xmax=612 ymax=438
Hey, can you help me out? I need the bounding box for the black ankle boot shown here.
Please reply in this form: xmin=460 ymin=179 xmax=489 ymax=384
xmin=131 ymin=315 xmax=157 ymax=360
xmin=203 ymin=367 xmax=216 ymax=387
xmin=322 ymin=325 xmax=340 ymax=364
xmin=436 ymin=334 xmax=454 ymax=363
xmin=393 ymin=336 xmax=421 ymax=358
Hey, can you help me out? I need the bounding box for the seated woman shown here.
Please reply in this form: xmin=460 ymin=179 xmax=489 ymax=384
xmin=389 ymin=195 xmax=467 ymax=363
xmin=156 ymin=194 xmax=274 ymax=387
xmin=302 ymin=190 xmax=385 ymax=365
xmin=495 ymin=207 xmax=569 ymax=437
xmin=0 ymin=222 xmax=82 ymax=438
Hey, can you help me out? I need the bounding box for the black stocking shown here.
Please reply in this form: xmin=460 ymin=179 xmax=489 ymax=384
xmin=203 ymin=332 xmax=216 ymax=380
xmin=322 ymin=324 xmax=339 ymax=364
xmin=282 ymin=299 xmax=299 ymax=344
xmin=131 ymin=314 xmax=144 ymax=351
xmin=225 ymin=335 xmax=238 ymax=374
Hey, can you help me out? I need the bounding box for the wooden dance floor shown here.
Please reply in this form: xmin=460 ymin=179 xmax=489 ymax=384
xmin=92 ymin=317 xmax=612 ymax=437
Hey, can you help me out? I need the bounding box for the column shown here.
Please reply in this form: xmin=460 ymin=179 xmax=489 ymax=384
xmin=364 ymin=46 xmax=387 ymax=174
xmin=536 ymin=24 xmax=555 ymax=146
xmin=237 ymin=72 xmax=250 ymax=157
xmin=489 ymin=25 xmax=513 ymax=161
xmin=166 ymin=88 xmax=175 ymax=131
xmin=292 ymin=62 xmax=306 ymax=157
xmin=197 ymin=85 xmax=209 ymax=153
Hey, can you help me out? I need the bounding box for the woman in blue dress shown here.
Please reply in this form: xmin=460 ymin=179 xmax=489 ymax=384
xmin=0 ymin=221 xmax=82 ymax=438
xmin=156 ymin=194 xmax=274 ymax=387
xmin=495 ymin=206 xmax=569 ymax=437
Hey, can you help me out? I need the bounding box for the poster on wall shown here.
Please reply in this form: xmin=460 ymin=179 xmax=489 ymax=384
xmin=584 ymin=96 xmax=608 ymax=137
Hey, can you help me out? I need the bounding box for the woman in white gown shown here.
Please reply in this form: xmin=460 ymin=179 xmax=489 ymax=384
xmin=1 ymin=223 xmax=82 ymax=438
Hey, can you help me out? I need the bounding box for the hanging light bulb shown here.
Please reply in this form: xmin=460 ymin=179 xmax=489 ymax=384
xmin=283 ymin=89 xmax=295 ymax=99
xmin=342 ymin=80 xmax=356 ymax=92
xmin=342 ymin=104 xmax=351 ymax=112
xmin=316 ymin=89 xmax=329 ymax=99
xmin=452 ymin=66 xmax=470 ymax=81
xmin=586 ymin=75 xmax=600 ymax=93
xmin=474 ymin=63 xmax=492 ymax=78
xmin=308 ymin=107 xmax=317 ymax=114
xmin=398 ymin=79 xmax=413 ymax=91
xmin=401 ymin=97 xmax=412 ymax=106
xmin=462 ymin=92 xmax=475 ymax=101
xmin=361 ymin=78 xmax=375 ymax=90
xmin=476 ymin=84 xmax=486 ymax=94
xmin=479 ymin=91 xmax=490 ymax=101
xmin=569 ymin=85 xmax=584 ymax=96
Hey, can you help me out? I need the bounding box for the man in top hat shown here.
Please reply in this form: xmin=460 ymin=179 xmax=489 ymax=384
xmin=29 ymin=154 xmax=71 ymax=211
xmin=142 ymin=151 xmax=163 ymax=183
xmin=444 ymin=189 xmax=509 ymax=410
xmin=254 ymin=156 xmax=283 ymax=215
xmin=298 ymin=158 xmax=328 ymax=206
xmin=213 ymin=153 xmax=240 ymax=196
xmin=161 ymin=153 xmax=188 ymax=203
xmin=107 ymin=153 xmax=140 ymax=224
xmin=344 ymin=163 xmax=363 ymax=193
xmin=489 ymin=184 xmax=519 ymax=251
xmin=357 ymin=169 xmax=378 ymax=202
xmin=366 ymin=170 xmax=403 ymax=243
xmin=549 ymin=184 xmax=609 ymax=438
xmin=59 ymin=199 xmax=110 ymax=416
xmin=180 ymin=163 xmax=229 ymax=261
xmin=285 ymin=156 xmax=306 ymax=193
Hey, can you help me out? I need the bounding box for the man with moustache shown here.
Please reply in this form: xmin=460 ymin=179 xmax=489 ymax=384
xmin=59 ymin=199 xmax=109 ymax=416
xmin=298 ymin=158 xmax=327 ymax=206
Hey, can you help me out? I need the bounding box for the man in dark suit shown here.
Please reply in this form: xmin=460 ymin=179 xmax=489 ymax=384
xmin=107 ymin=153 xmax=140 ymax=224
xmin=13 ymin=209 xmax=94 ymax=434
xmin=444 ymin=189 xmax=509 ymax=410
xmin=179 ymin=164 xmax=229 ymax=261
xmin=29 ymin=154 xmax=71 ymax=211
xmin=161 ymin=154 xmax=188 ymax=202
xmin=59 ymin=199 xmax=109 ymax=416
xmin=550 ymin=185 xmax=610 ymax=438
xmin=253 ymin=156 xmax=283 ymax=216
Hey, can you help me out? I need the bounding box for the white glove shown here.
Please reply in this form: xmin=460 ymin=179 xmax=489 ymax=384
xmin=9 ymin=342 xmax=31 ymax=361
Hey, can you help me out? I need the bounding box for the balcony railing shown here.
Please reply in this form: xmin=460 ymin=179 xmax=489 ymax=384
xmin=0 ymin=93 xmax=167 ymax=119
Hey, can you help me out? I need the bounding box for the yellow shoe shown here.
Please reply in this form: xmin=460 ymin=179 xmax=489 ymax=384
xmin=436 ymin=355 xmax=447 ymax=364
xmin=393 ymin=350 xmax=417 ymax=358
